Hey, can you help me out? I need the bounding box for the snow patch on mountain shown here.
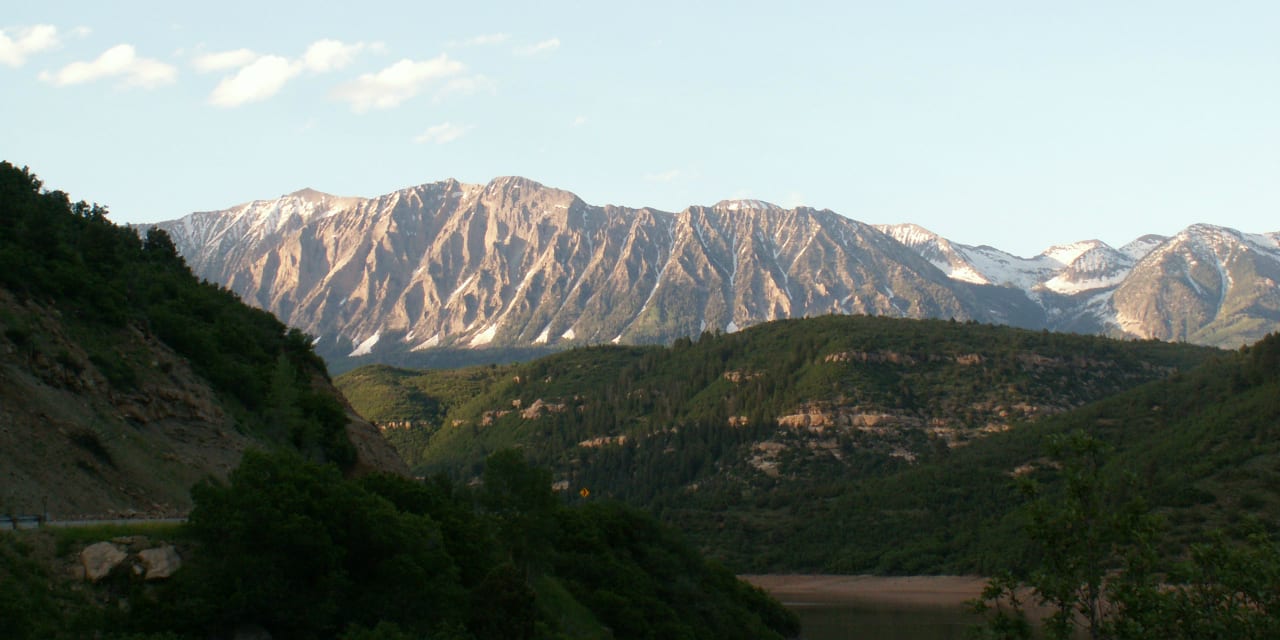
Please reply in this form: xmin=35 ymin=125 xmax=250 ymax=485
xmin=411 ymin=333 xmax=440 ymax=352
xmin=1120 ymin=235 xmax=1167 ymax=261
xmin=349 ymin=331 xmax=381 ymax=357
xmin=469 ymin=324 xmax=498 ymax=347
xmin=716 ymin=199 xmax=778 ymax=212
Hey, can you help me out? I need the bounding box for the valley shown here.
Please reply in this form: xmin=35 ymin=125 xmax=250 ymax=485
xmin=335 ymin=315 xmax=1239 ymax=574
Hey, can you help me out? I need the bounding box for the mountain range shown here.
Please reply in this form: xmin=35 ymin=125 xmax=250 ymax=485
xmin=156 ymin=177 xmax=1280 ymax=365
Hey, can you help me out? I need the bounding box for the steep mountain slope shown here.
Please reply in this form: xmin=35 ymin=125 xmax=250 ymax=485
xmin=1112 ymin=224 xmax=1280 ymax=345
xmin=335 ymin=315 xmax=1215 ymax=570
xmin=159 ymin=178 xmax=1279 ymax=362
xmin=883 ymin=223 xmax=1280 ymax=347
xmin=0 ymin=162 xmax=405 ymax=518
xmin=158 ymin=179 xmax=1041 ymax=367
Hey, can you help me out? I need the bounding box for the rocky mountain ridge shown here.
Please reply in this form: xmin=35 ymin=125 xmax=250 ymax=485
xmin=156 ymin=177 xmax=1280 ymax=365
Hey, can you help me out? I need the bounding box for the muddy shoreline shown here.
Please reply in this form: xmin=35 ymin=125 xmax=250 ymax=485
xmin=742 ymin=575 xmax=990 ymax=609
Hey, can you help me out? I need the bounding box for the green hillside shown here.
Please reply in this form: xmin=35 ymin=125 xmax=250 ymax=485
xmin=337 ymin=315 xmax=1219 ymax=571
xmin=0 ymin=161 xmax=381 ymax=517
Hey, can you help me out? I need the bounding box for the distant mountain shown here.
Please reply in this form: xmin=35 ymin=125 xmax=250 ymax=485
xmin=156 ymin=177 xmax=1280 ymax=367
xmin=879 ymin=223 xmax=1280 ymax=345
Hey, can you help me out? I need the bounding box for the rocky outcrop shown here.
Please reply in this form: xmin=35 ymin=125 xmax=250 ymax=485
xmin=137 ymin=545 xmax=182 ymax=580
xmin=80 ymin=542 xmax=128 ymax=582
xmin=0 ymin=286 xmax=407 ymax=518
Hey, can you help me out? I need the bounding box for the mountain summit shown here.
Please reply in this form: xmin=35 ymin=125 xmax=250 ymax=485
xmin=156 ymin=178 xmax=1280 ymax=365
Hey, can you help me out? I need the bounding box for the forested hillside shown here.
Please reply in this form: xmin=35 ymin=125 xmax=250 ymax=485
xmin=337 ymin=315 xmax=1218 ymax=572
xmin=0 ymin=161 xmax=402 ymax=517
xmin=2 ymin=450 xmax=797 ymax=639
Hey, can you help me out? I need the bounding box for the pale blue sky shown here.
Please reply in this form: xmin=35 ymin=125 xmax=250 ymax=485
xmin=3 ymin=1 xmax=1277 ymax=257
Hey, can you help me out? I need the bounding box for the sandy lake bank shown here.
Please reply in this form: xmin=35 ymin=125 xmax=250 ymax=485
xmin=741 ymin=575 xmax=990 ymax=609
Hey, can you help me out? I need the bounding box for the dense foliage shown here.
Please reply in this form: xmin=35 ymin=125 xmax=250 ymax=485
xmin=337 ymin=316 xmax=1216 ymax=572
xmin=0 ymin=161 xmax=352 ymax=465
xmin=970 ymin=431 xmax=1280 ymax=640
xmin=84 ymin=450 xmax=797 ymax=640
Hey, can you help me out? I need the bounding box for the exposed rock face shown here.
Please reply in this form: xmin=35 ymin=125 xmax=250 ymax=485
xmin=156 ymin=178 xmax=1280 ymax=361
xmin=81 ymin=542 xmax=127 ymax=582
xmin=1112 ymin=225 xmax=1280 ymax=345
xmin=0 ymin=288 xmax=252 ymax=518
xmin=0 ymin=286 xmax=407 ymax=518
xmin=882 ymin=223 xmax=1280 ymax=348
xmin=156 ymin=179 xmax=1025 ymax=364
xmin=137 ymin=545 xmax=182 ymax=580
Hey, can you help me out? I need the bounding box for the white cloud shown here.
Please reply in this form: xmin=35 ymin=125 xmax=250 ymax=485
xmin=414 ymin=122 xmax=473 ymax=145
xmin=0 ymin=24 xmax=60 ymax=67
xmin=331 ymin=55 xmax=465 ymax=112
xmin=571 ymin=115 xmax=587 ymax=127
xmin=645 ymin=169 xmax=681 ymax=183
xmin=193 ymin=48 xmax=258 ymax=72
xmin=198 ymin=40 xmax=375 ymax=107
xmin=71 ymin=26 xmax=92 ymax=38
xmin=302 ymin=39 xmax=368 ymax=72
xmin=209 ymin=55 xmax=299 ymax=107
xmin=516 ymin=38 xmax=560 ymax=56
xmin=40 ymin=44 xmax=177 ymax=88
xmin=436 ymin=74 xmax=496 ymax=99
xmin=457 ymin=33 xmax=509 ymax=47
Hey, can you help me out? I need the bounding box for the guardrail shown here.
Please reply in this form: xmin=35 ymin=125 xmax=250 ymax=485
xmin=1 ymin=515 xmax=187 ymax=531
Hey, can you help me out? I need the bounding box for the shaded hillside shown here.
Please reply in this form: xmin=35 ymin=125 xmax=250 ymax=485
xmin=3 ymin=451 xmax=798 ymax=640
xmin=337 ymin=315 xmax=1215 ymax=570
xmin=0 ymin=162 xmax=404 ymax=518
xmin=782 ymin=331 xmax=1280 ymax=576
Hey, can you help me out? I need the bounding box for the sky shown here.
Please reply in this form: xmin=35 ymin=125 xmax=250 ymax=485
xmin=2 ymin=1 xmax=1277 ymax=258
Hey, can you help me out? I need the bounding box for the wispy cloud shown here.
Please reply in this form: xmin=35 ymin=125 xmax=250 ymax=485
xmin=0 ymin=24 xmax=60 ymax=67
xmin=782 ymin=192 xmax=806 ymax=209
xmin=199 ymin=39 xmax=377 ymax=107
xmin=331 ymin=55 xmax=466 ymax=112
xmin=515 ymin=38 xmax=560 ymax=56
xmin=209 ymin=55 xmax=298 ymax=107
xmin=644 ymin=169 xmax=681 ymax=183
xmin=414 ymin=122 xmax=472 ymax=144
xmin=453 ymin=33 xmax=509 ymax=47
xmin=40 ymin=44 xmax=177 ymax=88
xmin=302 ymin=39 xmax=376 ymax=72
xmin=193 ymin=48 xmax=258 ymax=73
xmin=571 ymin=115 xmax=588 ymax=127
xmin=436 ymin=74 xmax=496 ymax=99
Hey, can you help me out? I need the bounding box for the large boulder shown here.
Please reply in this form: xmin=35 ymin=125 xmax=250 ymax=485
xmin=80 ymin=541 xmax=127 ymax=582
xmin=137 ymin=545 xmax=182 ymax=580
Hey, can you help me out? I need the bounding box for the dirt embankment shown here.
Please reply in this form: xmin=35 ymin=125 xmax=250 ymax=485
xmin=742 ymin=574 xmax=990 ymax=608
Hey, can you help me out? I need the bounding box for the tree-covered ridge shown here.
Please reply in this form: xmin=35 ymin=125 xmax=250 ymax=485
xmin=969 ymin=430 xmax=1280 ymax=640
xmin=337 ymin=315 xmax=1216 ymax=571
xmin=0 ymin=161 xmax=354 ymax=467
xmin=780 ymin=331 xmax=1280 ymax=576
xmin=3 ymin=451 xmax=798 ymax=640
